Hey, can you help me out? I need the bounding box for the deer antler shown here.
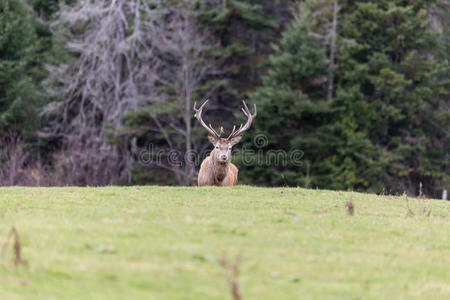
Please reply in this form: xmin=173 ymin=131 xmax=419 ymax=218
xmin=193 ymin=99 xmax=221 ymax=138
xmin=226 ymin=100 xmax=257 ymax=140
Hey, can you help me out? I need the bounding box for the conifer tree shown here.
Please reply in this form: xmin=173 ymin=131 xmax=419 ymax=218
xmin=0 ymin=0 xmax=38 ymax=138
xmin=338 ymin=0 xmax=449 ymax=195
xmin=236 ymin=1 xmax=337 ymax=188
xmin=239 ymin=0 xmax=448 ymax=196
xmin=199 ymin=0 xmax=290 ymax=111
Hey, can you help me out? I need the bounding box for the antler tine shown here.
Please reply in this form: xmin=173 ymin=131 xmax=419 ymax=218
xmin=242 ymin=101 xmax=249 ymax=115
xmin=193 ymin=99 xmax=208 ymax=114
xmin=193 ymin=99 xmax=221 ymax=138
xmin=242 ymin=100 xmax=256 ymax=117
xmin=226 ymin=125 xmax=237 ymax=140
xmin=241 ymin=100 xmax=251 ymax=115
xmin=227 ymin=100 xmax=257 ymax=140
xmin=208 ymin=124 xmax=220 ymax=137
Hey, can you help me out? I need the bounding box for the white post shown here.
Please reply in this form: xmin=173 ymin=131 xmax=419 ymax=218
xmin=443 ymin=189 xmax=448 ymax=201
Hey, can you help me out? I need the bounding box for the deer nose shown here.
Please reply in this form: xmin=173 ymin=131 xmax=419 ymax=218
xmin=220 ymin=155 xmax=227 ymax=161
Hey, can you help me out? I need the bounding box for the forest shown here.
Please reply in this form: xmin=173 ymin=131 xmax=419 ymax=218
xmin=0 ymin=0 xmax=448 ymax=197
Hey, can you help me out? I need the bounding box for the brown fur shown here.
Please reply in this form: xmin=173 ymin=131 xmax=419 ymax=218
xmin=197 ymin=157 xmax=238 ymax=186
xmin=198 ymin=138 xmax=240 ymax=186
xmin=194 ymin=99 xmax=255 ymax=186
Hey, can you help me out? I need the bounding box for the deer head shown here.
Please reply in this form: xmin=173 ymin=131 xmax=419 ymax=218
xmin=193 ymin=99 xmax=257 ymax=166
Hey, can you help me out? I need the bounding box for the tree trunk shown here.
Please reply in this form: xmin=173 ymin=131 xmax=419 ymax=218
xmin=327 ymin=0 xmax=338 ymax=102
xmin=183 ymin=57 xmax=195 ymax=186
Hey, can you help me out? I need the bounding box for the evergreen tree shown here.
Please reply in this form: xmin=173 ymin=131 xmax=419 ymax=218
xmin=0 ymin=0 xmax=38 ymax=138
xmin=198 ymin=0 xmax=291 ymax=117
xmin=338 ymin=0 xmax=449 ymax=195
xmin=239 ymin=0 xmax=449 ymax=196
xmin=236 ymin=1 xmax=339 ymax=188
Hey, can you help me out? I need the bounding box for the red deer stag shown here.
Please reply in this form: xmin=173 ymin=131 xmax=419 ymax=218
xmin=193 ymin=100 xmax=256 ymax=186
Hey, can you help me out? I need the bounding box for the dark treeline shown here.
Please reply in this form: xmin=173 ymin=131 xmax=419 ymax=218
xmin=0 ymin=0 xmax=448 ymax=197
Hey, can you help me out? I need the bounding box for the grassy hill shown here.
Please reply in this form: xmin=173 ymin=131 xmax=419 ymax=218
xmin=0 ymin=186 xmax=449 ymax=299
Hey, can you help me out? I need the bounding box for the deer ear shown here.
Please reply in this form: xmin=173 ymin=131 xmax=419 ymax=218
xmin=208 ymin=134 xmax=218 ymax=145
xmin=229 ymin=135 xmax=242 ymax=146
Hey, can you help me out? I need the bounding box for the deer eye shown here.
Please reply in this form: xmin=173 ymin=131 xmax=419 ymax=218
xmin=215 ymin=146 xmax=219 ymax=149
xmin=228 ymin=147 xmax=232 ymax=150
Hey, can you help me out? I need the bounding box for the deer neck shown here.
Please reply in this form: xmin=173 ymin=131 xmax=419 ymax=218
xmin=212 ymin=160 xmax=229 ymax=184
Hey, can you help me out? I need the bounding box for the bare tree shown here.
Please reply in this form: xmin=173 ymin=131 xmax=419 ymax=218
xmin=42 ymin=0 xmax=165 ymax=185
xmin=0 ymin=134 xmax=57 ymax=186
xmin=43 ymin=0 xmax=218 ymax=185
xmin=327 ymin=0 xmax=339 ymax=102
xmin=0 ymin=135 xmax=29 ymax=186
xmin=143 ymin=4 xmax=220 ymax=185
xmin=306 ymin=0 xmax=345 ymax=101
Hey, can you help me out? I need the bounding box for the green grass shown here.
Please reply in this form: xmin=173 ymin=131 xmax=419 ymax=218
xmin=0 ymin=186 xmax=449 ymax=299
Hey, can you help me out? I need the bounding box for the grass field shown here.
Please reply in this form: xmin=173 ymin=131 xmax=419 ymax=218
xmin=0 ymin=186 xmax=449 ymax=299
